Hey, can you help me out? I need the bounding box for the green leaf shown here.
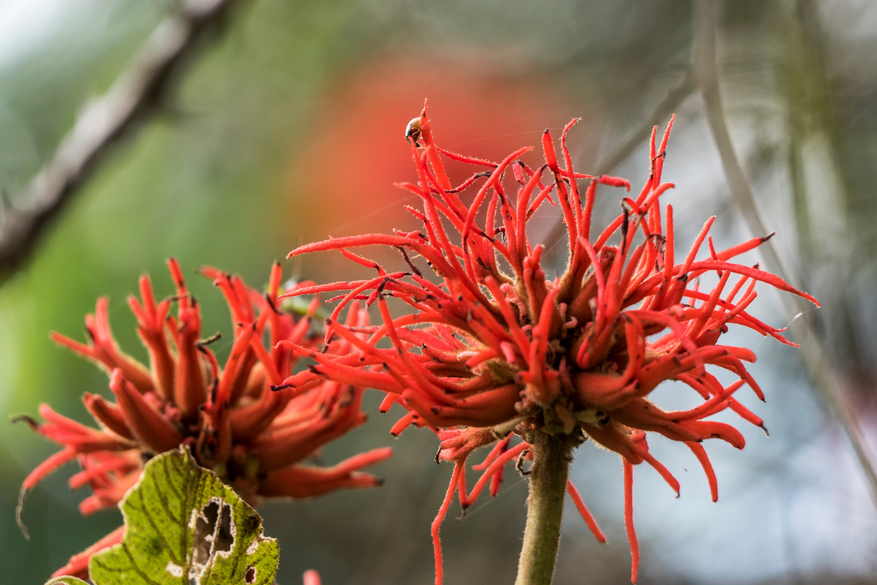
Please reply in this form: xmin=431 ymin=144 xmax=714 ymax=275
xmin=88 ymin=446 xmax=279 ymax=585
xmin=45 ymin=578 xmax=90 ymax=585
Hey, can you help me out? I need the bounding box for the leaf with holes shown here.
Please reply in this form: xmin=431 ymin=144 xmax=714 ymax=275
xmin=88 ymin=446 xmax=279 ymax=585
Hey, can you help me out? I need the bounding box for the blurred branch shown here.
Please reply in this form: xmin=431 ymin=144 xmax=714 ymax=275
xmin=540 ymin=69 xmax=694 ymax=255
xmin=0 ymin=0 xmax=246 ymax=282
xmin=693 ymin=0 xmax=877 ymax=507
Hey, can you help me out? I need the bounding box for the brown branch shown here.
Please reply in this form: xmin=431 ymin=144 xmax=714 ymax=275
xmin=0 ymin=0 xmax=246 ymax=282
xmin=694 ymin=0 xmax=877 ymax=507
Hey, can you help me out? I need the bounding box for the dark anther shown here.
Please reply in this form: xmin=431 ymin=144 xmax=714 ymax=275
xmin=396 ymin=246 xmax=423 ymax=277
xmin=620 ymin=207 xmax=630 ymax=255
xmin=197 ymin=331 xmax=222 ymax=347
xmin=473 ymin=228 xmax=495 ymax=243
xmin=8 ymin=414 xmax=37 ymax=429
xmin=264 ymin=295 xmax=282 ymax=315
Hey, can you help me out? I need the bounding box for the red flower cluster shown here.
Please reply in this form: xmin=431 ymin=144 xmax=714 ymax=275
xmin=281 ymin=105 xmax=818 ymax=583
xmin=16 ymin=259 xmax=391 ymax=579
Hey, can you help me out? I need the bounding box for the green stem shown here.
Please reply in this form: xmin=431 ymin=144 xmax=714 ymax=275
xmin=515 ymin=430 xmax=573 ymax=585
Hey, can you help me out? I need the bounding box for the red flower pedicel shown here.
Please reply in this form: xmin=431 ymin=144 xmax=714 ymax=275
xmin=15 ymin=260 xmax=391 ymax=579
xmin=284 ymin=104 xmax=818 ymax=584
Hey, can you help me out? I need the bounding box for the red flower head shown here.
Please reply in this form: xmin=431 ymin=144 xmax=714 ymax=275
xmin=282 ymin=104 xmax=818 ymax=583
xmin=16 ymin=259 xmax=391 ymax=579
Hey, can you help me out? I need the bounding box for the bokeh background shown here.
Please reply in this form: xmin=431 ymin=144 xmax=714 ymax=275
xmin=2 ymin=0 xmax=877 ymax=583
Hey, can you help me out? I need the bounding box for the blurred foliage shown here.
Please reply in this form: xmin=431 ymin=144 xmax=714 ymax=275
xmin=1 ymin=0 xmax=877 ymax=583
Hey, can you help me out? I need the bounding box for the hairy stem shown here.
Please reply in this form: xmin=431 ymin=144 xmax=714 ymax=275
xmin=515 ymin=431 xmax=574 ymax=585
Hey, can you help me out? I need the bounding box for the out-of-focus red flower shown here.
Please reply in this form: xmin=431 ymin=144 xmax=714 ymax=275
xmin=286 ymin=56 xmax=578 ymax=269
xmin=283 ymin=104 xmax=819 ymax=583
xmin=16 ymin=260 xmax=391 ymax=579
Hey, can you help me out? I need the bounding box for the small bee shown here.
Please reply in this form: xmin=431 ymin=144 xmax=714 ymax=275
xmin=405 ymin=117 xmax=422 ymax=147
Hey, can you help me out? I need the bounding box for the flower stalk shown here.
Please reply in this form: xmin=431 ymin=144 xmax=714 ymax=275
xmin=515 ymin=430 xmax=575 ymax=585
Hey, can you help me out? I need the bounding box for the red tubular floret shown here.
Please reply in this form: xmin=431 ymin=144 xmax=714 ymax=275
xmin=109 ymin=369 xmax=182 ymax=454
xmin=464 ymin=441 xmax=529 ymax=508
xmin=686 ymin=261 xmax=820 ymax=306
xmin=624 ymin=459 xmax=639 ymax=584
xmin=432 ymin=461 xmax=464 ymax=585
xmin=83 ymin=393 xmax=134 ymax=440
xmin=258 ymin=447 xmax=392 ymax=499
xmin=21 ymin=447 xmax=77 ymax=493
xmin=686 ymin=441 xmax=719 ymax=502
xmin=51 ymin=525 xmax=125 ymax=579
xmin=567 ymin=480 xmax=607 ymax=544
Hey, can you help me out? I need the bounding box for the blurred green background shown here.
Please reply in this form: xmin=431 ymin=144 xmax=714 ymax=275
xmin=2 ymin=0 xmax=877 ymax=583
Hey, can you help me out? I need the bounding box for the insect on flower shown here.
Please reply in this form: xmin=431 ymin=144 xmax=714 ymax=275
xmin=15 ymin=259 xmax=392 ymax=579
xmin=280 ymin=102 xmax=818 ymax=584
xmin=405 ymin=117 xmax=423 ymax=147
